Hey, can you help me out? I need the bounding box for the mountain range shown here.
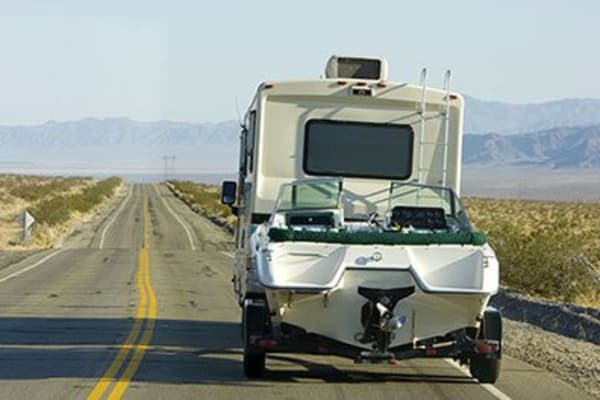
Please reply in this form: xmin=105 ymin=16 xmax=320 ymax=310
xmin=0 ymin=118 xmax=239 ymax=147
xmin=0 ymin=118 xmax=240 ymax=173
xmin=0 ymin=97 xmax=599 ymax=172
xmin=464 ymin=125 xmax=600 ymax=167
xmin=463 ymin=96 xmax=600 ymax=134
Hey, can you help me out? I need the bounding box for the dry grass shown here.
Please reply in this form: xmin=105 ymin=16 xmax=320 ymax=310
xmin=0 ymin=174 xmax=121 ymax=250
xmin=464 ymin=197 xmax=600 ymax=307
xmin=0 ymin=175 xmax=91 ymax=249
xmin=167 ymin=180 xmax=236 ymax=227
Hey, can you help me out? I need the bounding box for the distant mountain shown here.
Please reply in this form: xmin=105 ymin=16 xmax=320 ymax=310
xmin=463 ymin=125 xmax=600 ymax=167
xmin=0 ymin=117 xmax=239 ymax=147
xmin=0 ymin=118 xmax=240 ymax=173
xmin=463 ymin=97 xmax=600 ymax=135
xmin=3 ymin=96 xmax=600 ymax=145
xmin=2 ymin=96 xmax=600 ymax=175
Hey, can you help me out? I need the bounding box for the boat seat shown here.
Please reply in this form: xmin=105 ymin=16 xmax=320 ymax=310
xmin=389 ymin=206 xmax=448 ymax=230
xmin=285 ymin=211 xmax=336 ymax=228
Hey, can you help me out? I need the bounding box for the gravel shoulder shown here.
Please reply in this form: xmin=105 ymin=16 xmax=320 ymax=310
xmin=61 ymin=183 xmax=129 ymax=249
xmin=491 ymin=289 xmax=600 ymax=399
xmin=0 ymin=250 xmax=42 ymax=272
xmin=503 ymin=319 xmax=600 ymax=399
xmin=0 ymin=184 xmax=128 ymax=272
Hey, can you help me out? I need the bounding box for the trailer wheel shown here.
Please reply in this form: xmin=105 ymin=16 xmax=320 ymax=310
xmin=242 ymin=298 xmax=267 ymax=378
xmin=469 ymin=307 xmax=502 ymax=384
xmin=470 ymin=355 xmax=501 ymax=383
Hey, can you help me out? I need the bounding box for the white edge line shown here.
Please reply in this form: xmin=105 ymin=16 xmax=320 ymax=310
xmin=154 ymin=184 xmax=196 ymax=251
xmin=221 ymin=251 xmax=235 ymax=259
xmin=99 ymin=185 xmax=132 ymax=249
xmin=0 ymin=250 xmax=64 ymax=284
xmin=444 ymin=359 xmax=512 ymax=400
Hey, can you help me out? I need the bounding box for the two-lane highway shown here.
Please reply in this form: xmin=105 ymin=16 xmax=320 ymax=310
xmin=0 ymin=184 xmax=592 ymax=399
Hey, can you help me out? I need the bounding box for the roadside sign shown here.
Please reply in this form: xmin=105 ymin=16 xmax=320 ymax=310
xmin=15 ymin=211 xmax=35 ymax=241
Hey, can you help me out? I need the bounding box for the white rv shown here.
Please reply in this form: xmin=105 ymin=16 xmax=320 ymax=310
xmin=221 ymin=56 xmax=501 ymax=383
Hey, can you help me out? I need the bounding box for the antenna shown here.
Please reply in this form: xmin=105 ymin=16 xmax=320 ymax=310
xmin=235 ymin=97 xmax=244 ymax=128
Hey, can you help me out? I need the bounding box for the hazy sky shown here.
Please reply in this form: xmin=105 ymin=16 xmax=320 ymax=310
xmin=1 ymin=0 xmax=598 ymax=125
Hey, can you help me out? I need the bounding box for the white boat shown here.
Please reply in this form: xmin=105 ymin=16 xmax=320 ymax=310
xmin=220 ymin=56 xmax=502 ymax=382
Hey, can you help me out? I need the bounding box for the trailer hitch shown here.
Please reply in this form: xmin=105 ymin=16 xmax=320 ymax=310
xmin=355 ymin=286 xmax=415 ymax=354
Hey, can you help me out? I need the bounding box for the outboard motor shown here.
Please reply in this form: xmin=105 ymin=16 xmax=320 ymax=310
xmin=356 ymin=286 xmax=415 ymax=360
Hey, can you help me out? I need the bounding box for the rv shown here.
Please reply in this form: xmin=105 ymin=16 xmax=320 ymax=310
xmin=221 ymin=56 xmax=502 ymax=383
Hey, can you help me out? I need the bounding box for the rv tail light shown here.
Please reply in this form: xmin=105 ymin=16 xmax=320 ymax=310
xmin=449 ymin=94 xmax=458 ymax=100
xmin=257 ymin=339 xmax=277 ymax=349
xmin=316 ymin=346 xmax=328 ymax=354
xmin=474 ymin=342 xmax=498 ymax=354
xmin=337 ymin=80 xmax=347 ymax=85
xmin=376 ymin=81 xmax=387 ymax=88
xmin=263 ymin=83 xmax=275 ymax=89
xmin=425 ymin=347 xmax=437 ymax=356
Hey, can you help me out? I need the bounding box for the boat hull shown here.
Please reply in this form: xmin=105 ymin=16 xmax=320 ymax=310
xmin=255 ymin=240 xmax=498 ymax=349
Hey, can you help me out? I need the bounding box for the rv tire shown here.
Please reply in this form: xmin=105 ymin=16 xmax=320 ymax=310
xmin=243 ymin=349 xmax=266 ymax=378
xmin=242 ymin=298 xmax=267 ymax=378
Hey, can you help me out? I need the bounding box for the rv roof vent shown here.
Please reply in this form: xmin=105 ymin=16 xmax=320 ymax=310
xmin=325 ymin=55 xmax=388 ymax=81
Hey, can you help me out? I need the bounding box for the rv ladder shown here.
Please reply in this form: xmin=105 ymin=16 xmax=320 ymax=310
xmin=416 ymin=68 xmax=452 ymax=187
xmin=441 ymin=70 xmax=452 ymax=187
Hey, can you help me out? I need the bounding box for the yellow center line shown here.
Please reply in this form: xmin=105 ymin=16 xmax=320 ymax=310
xmin=88 ymin=196 xmax=157 ymax=400
xmin=108 ymin=247 xmax=157 ymax=399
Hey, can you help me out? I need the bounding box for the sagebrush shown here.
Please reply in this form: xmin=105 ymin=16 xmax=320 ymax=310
xmin=31 ymin=177 xmax=122 ymax=226
xmin=464 ymin=197 xmax=600 ymax=305
xmin=167 ymin=180 xmax=233 ymax=221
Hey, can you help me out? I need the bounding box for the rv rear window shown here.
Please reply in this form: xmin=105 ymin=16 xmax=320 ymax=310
xmin=304 ymin=120 xmax=413 ymax=179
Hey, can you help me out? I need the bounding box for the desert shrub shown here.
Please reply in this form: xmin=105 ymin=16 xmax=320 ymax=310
xmin=31 ymin=177 xmax=121 ymax=226
xmin=9 ymin=177 xmax=88 ymax=202
xmin=167 ymin=180 xmax=232 ymax=220
xmin=30 ymin=196 xmax=73 ymax=226
xmin=464 ymin=197 xmax=600 ymax=304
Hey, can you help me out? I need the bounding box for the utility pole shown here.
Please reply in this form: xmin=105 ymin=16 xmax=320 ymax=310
xmin=163 ymin=155 xmax=169 ymax=181
xmin=163 ymin=154 xmax=176 ymax=181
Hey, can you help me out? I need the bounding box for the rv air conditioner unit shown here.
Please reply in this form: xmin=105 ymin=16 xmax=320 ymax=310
xmin=325 ymin=55 xmax=388 ymax=81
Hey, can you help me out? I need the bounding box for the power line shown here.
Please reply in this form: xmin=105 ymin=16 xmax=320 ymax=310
xmin=163 ymin=155 xmax=176 ymax=181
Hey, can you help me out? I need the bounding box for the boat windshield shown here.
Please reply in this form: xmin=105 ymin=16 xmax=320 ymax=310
xmin=388 ymin=183 xmax=457 ymax=216
xmin=387 ymin=182 xmax=471 ymax=231
xmin=274 ymin=179 xmax=342 ymax=212
xmin=273 ymin=179 xmax=471 ymax=232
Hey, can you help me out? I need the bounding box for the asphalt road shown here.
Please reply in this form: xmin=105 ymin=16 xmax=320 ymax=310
xmin=0 ymin=183 xmax=592 ymax=400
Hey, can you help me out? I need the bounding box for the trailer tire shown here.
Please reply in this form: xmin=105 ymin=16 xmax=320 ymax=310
xmin=469 ymin=307 xmax=502 ymax=384
xmin=470 ymin=355 xmax=501 ymax=383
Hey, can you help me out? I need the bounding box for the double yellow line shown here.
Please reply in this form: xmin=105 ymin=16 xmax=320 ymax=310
xmin=88 ymin=197 xmax=157 ymax=400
